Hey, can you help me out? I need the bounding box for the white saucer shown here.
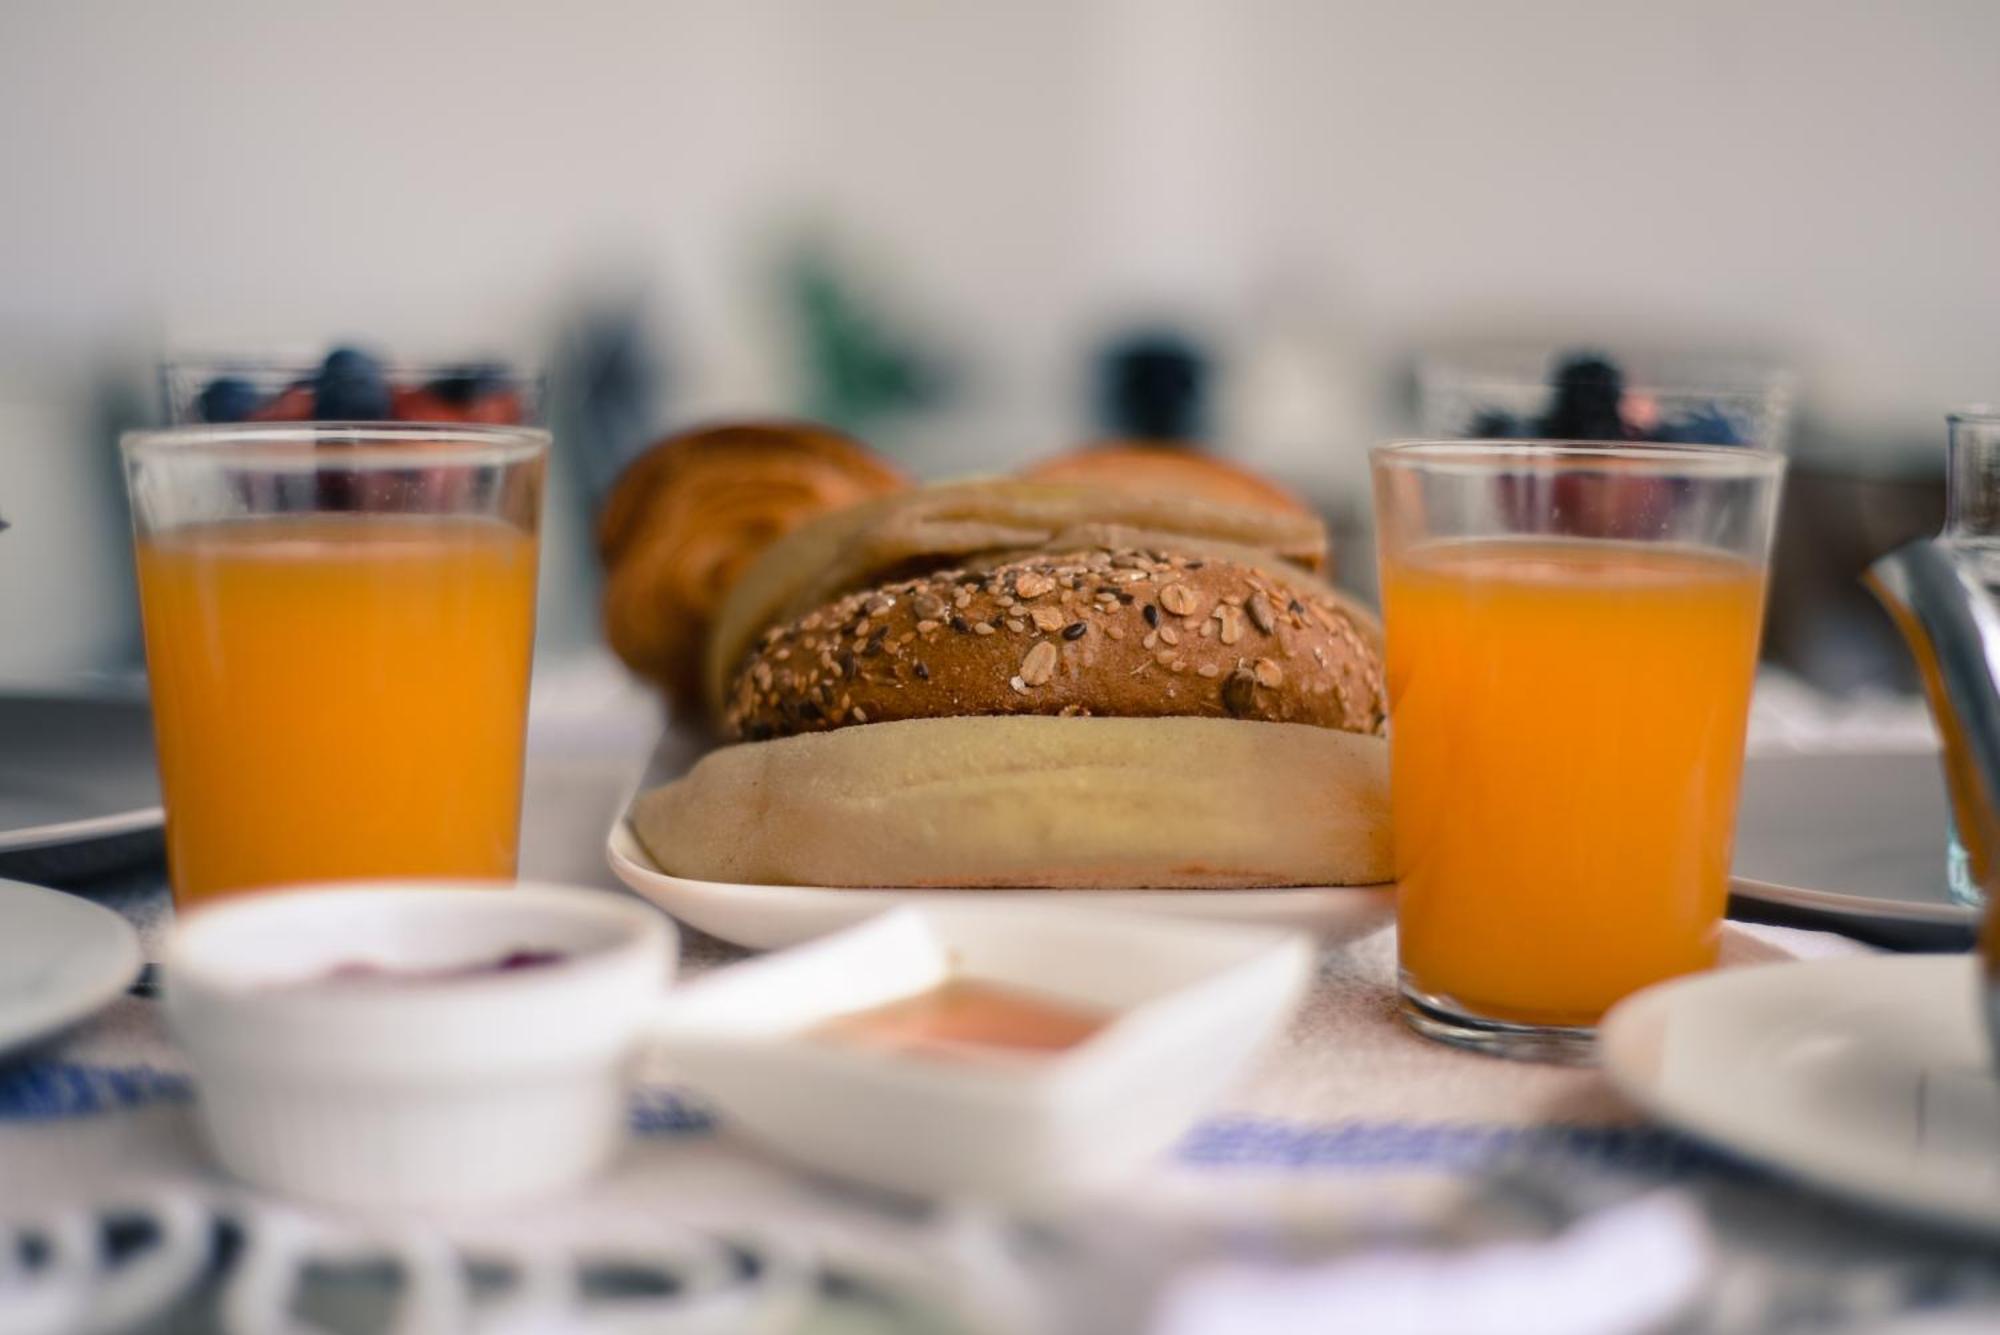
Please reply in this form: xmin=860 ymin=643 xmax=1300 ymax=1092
xmin=0 ymin=880 xmax=144 ymax=1058
xmin=1601 ymin=955 xmax=2000 ymax=1238
xmin=607 ymin=820 xmax=1394 ymax=951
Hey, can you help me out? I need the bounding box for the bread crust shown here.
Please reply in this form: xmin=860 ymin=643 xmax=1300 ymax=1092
xmin=702 ymin=479 xmax=1329 ymax=712
xmin=724 ymin=548 xmax=1385 ymax=741
xmin=630 ymin=715 xmax=1391 ymax=888
xmin=1021 ymin=443 xmax=1312 ymax=518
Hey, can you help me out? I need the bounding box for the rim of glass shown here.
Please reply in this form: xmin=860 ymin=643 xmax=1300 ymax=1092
xmin=1372 ymin=438 xmax=1785 ymax=476
xmin=1948 ymin=406 xmax=2000 ymax=426
xmin=121 ymin=421 xmax=551 ymax=469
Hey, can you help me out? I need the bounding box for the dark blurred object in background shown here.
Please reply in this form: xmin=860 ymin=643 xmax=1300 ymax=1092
xmin=786 ymin=241 xmax=951 ymax=442
xmin=1094 ymin=328 xmax=1209 ymax=444
xmin=1764 ymin=464 xmax=1943 ymax=694
xmin=553 ymin=294 xmax=671 ymax=506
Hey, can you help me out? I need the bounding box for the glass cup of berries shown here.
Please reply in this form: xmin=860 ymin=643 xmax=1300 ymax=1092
xmin=162 ymin=347 xmax=536 ymax=427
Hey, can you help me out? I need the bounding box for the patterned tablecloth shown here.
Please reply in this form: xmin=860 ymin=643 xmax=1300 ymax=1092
xmin=3 ymin=664 xmax=1998 ymax=1334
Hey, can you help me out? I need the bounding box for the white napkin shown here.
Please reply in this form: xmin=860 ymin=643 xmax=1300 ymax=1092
xmin=1150 ymin=1190 xmax=1710 ymax=1335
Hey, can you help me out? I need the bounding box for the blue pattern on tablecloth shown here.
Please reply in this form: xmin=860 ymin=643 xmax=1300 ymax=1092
xmin=3 ymin=1060 xmax=1745 ymax=1178
xmin=0 ymin=1061 xmax=722 ymax=1135
xmin=0 ymin=1061 xmax=193 ymax=1119
xmin=1179 ymin=1116 xmax=1747 ymax=1177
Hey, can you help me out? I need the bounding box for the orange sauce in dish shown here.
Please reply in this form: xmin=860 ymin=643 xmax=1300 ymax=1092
xmin=813 ymin=980 xmax=1109 ymax=1062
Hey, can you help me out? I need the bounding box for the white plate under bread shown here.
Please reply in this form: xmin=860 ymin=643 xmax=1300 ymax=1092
xmin=607 ymin=817 xmax=1392 ymax=950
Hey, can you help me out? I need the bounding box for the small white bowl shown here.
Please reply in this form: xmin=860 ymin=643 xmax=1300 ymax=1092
xmin=163 ymin=882 xmax=676 ymax=1210
xmin=650 ymin=904 xmax=1313 ymax=1203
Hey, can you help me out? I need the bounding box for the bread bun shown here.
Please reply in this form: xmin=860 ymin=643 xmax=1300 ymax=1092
xmin=598 ymin=420 xmax=907 ymax=711
xmin=704 ymin=479 xmax=1328 ymax=712
xmin=1021 ymin=443 xmax=1311 ymax=518
xmin=630 ymin=715 xmax=1389 ymax=888
xmin=725 ymin=548 xmax=1384 ymax=740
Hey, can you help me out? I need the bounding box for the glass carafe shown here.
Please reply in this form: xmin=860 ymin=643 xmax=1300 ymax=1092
xmin=1941 ymin=410 xmax=2000 ymax=908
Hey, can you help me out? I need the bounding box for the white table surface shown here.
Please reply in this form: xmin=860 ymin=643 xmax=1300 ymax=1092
xmin=4 ymin=661 xmax=1999 ymax=1334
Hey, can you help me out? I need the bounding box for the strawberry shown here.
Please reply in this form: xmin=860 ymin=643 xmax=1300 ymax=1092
xmin=462 ymin=389 xmax=524 ymax=424
xmin=391 ymin=387 xmax=470 ymax=423
xmin=247 ymin=384 xmax=316 ymax=421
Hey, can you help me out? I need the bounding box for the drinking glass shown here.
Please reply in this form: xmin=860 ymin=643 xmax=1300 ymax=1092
xmin=1372 ymin=440 xmax=1785 ymax=1059
xmin=160 ymin=356 xmax=536 ymax=426
xmin=1416 ymin=344 xmax=1794 ymax=451
xmin=122 ymin=423 xmax=548 ymax=905
xmin=1942 ymin=410 xmax=2000 ymax=909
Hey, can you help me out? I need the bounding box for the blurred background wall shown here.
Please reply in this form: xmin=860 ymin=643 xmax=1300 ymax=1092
xmin=2 ymin=0 xmax=1996 ymax=681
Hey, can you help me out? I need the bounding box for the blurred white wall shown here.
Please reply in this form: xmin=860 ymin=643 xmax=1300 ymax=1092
xmin=4 ymin=0 xmax=1996 ymax=453
xmin=1 ymin=0 xmax=1996 ymax=668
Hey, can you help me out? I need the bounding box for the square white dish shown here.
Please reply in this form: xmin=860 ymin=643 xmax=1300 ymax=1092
xmin=649 ymin=903 xmax=1313 ymax=1202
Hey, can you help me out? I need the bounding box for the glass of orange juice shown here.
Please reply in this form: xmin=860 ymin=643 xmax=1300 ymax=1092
xmin=1371 ymin=440 xmax=1785 ymax=1060
xmin=121 ymin=423 xmax=548 ymax=905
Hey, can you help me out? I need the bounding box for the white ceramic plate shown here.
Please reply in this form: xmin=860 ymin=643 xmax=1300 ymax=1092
xmin=0 ymin=694 xmax=163 ymax=882
xmin=0 ymin=879 xmax=144 ymax=1057
xmin=607 ymin=819 xmax=1394 ymax=951
xmin=1601 ymin=955 xmax=2000 ymax=1238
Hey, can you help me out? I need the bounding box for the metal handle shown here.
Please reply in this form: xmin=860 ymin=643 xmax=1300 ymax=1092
xmin=1864 ymin=540 xmax=2000 ymax=1060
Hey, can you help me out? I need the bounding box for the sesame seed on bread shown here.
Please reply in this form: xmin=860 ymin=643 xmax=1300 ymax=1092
xmin=724 ymin=548 xmax=1385 ymax=741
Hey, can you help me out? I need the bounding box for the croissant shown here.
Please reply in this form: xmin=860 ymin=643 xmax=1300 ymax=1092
xmin=598 ymin=420 xmax=908 ymax=714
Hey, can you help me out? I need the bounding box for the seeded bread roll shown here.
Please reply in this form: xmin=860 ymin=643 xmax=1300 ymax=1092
xmin=724 ymin=548 xmax=1384 ymax=741
xmin=703 ymin=479 xmax=1329 ymax=713
xmin=630 ymin=715 xmax=1390 ymax=888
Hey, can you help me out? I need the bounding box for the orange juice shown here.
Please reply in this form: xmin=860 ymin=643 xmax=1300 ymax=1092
xmin=136 ymin=516 xmax=538 ymax=903
xmin=1381 ymin=539 xmax=1767 ymax=1027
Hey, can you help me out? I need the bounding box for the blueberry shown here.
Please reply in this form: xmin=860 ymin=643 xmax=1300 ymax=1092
xmin=196 ymin=376 xmax=261 ymax=423
xmin=426 ymin=361 xmax=511 ymax=407
xmin=1539 ymin=352 xmax=1629 ymax=442
xmin=313 ymin=346 xmax=391 ymax=420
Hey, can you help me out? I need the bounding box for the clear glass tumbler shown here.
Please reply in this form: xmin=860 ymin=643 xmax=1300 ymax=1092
xmin=1942 ymin=409 xmax=2000 ymax=909
xmin=160 ymin=356 xmax=536 ymax=426
xmin=1372 ymin=441 xmax=1785 ymax=1060
xmin=122 ymin=423 xmax=549 ymax=905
